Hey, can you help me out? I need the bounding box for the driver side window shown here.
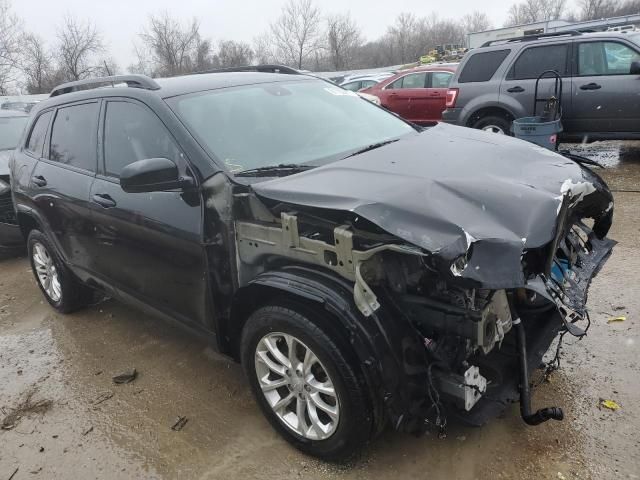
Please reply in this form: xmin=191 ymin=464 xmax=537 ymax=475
xmin=103 ymin=101 xmax=181 ymax=178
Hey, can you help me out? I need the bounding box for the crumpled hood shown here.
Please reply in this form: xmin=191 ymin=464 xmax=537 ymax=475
xmin=252 ymin=123 xmax=612 ymax=288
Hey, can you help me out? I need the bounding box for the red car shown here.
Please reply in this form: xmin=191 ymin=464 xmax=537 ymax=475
xmin=361 ymin=64 xmax=458 ymax=125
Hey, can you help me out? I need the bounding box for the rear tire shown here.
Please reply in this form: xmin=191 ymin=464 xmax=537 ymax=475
xmin=472 ymin=115 xmax=512 ymax=135
xmin=27 ymin=229 xmax=93 ymax=313
xmin=241 ymin=303 xmax=374 ymax=461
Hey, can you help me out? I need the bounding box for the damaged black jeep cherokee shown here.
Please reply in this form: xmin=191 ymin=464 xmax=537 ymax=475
xmin=10 ymin=68 xmax=615 ymax=460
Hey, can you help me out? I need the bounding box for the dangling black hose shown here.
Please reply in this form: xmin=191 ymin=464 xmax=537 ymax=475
xmin=512 ymin=317 xmax=564 ymax=425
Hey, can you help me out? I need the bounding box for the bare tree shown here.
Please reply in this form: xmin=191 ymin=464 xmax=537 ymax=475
xmin=19 ymin=34 xmax=55 ymax=93
xmin=215 ymin=40 xmax=253 ymax=68
xmin=0 ymin=0 xmax=24 ymax=94
xmin=505 ymin=0 xmax=567 ymax=26
xmin=387 ymin=13 xmax=420 ymax=64
xmin=270 ymin=0 xmax=323 ymax=69
xmin=578 ymin=0 xmax=617 ymax=19
xmin=138 ymin=13 xmax=204 ymax=76
xmin=326 ymin=13 xmax=362 ymax=70
xmin=253 ymin=32 xmax=279 ymax=64
xmin=57 ymin=16 xmax=104 ymax=81
xmin=461 ymin=11 xmax=494 ymax=34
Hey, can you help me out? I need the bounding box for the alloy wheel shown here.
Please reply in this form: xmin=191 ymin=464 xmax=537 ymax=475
xmin=482 ymin=124 xmax=506 ymax=134
xmin=32 ymin=242 xmax=62 ymax=302
xmin=254 ymin=332 xmax=340 ymax=440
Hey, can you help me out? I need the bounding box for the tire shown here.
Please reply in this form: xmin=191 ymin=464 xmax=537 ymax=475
xmin=27 ymin=229 xmax=92 ymax=313
xmin=241 ymin=303 xmax=374 ymax=461
xmin=472 ymin=115 xmax=512 ymax=135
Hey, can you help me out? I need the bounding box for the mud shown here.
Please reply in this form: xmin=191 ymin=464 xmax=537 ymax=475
xmin=1 ymin=141 xmax=639 ymax=479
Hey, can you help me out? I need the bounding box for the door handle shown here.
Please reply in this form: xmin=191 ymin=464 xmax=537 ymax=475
xmin=507 ymin=86 xmax=525 ymax=93
xmin=388 ymin=92 xmax=398 ymax=97
xmin=92 ymin=193 xmax=117 ymax=208
xmin=580 ymin=83 xmax=602 ymax=90
xmin=31 ymin=175 xmax=47 ymax=187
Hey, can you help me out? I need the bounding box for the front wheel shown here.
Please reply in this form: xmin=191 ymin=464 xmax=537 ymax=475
xmin=472 ymin=115 xmax=512 ymax=135
xmin=241 ymin=304 xmax=374 ymax=460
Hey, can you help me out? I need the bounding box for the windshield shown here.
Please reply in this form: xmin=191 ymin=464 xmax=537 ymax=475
xmin=168 ymin=79 xmax=415 ymax=173
xmin=0 ymin=115 xmax=28 ymax=150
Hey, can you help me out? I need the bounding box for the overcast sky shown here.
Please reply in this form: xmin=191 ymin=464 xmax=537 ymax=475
xmin=12 ymin=0 xmax=513 ymax=70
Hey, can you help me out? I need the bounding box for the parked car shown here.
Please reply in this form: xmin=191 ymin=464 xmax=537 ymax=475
xmin=361 ymin=64 xmax=458 ymax=125
xmin=339 ymin=73 xmax=394 ymax=92
xmin=0 ymin=109 xmax=29 ymax=251
xmin=1 ymin=101 xmax=39 ymax=113
xmin=11 ymin=70 xmax=614 ymax=460
xmin=442 ymin=31 xmax=640 ymax=139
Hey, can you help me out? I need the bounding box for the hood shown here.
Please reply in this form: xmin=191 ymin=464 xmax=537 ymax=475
xmin=251 ymin=123 xmax=612 ymax=288
xmin=0 ymin=149 xmax=12 ymax=176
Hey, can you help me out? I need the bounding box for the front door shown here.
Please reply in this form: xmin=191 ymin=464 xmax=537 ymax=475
xmin=89 ymin=99 xmax=207 ymax=328
xmin=30 ymin=102 xmax=99 ymax=274
xmin=566 ymin=39 xmax=640 ymax=134
xmin=381 ymin=72 xmax=428 ymax=120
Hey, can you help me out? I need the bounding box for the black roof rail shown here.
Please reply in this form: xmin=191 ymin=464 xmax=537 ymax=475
xmin=480 ymin=30 xmax=583 ymax=48
xmin=50 ymin=74 xmax=161 ymax=98
xmin=194 ymin=64 xmax=301 ymax=75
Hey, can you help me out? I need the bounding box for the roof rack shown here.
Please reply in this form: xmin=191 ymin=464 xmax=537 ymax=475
xmin=480 ymin=31 xmax=583 ymax=48
xmin=195 ymin=64 xmax=301 ymax=75
xmin=50 ymin=74 xmax=161 ymax=98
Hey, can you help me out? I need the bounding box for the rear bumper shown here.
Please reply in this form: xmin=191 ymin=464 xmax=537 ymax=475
xmin=441 ymin=108 xmax=462 ymax=125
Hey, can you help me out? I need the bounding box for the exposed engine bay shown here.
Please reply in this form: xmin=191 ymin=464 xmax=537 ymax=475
xmin=217 ymin=124 xmax=617 ymax=435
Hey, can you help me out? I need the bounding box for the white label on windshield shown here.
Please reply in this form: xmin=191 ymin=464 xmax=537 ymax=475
xmin=324 ymin=87 xmax=358 ymax=97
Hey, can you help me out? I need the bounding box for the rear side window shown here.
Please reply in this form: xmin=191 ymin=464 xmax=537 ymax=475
xmin=103 ymin=101 xmax=181 ymax=178
xmin=458 ymin=50 xmax=510 ymax=83
xmin=509 ymin=44 xmax=569 ymax=80
xmin=430 ymin=72 xmax=453 ymax=88
xmin=578 ymin=41 xmax=640 ymax=76
xmin=49 ymin=103 xmax=98 ymax=171
xmin=26 ymin=111 xmax=52 ymax=157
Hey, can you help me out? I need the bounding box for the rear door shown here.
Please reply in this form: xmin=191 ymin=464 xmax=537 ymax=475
xmin=567 ymin=39 xmax=640 ymax=134
xmin=426 ymin=71 xmax=454 ymax=122
xmin=30 ymin=101 xmax=99 ymax=272
xmin=500 ymin=42 xmax=572 ymax=120
xmin=381 ymin=72 xmax=428 ymax=122
xmin=89 ymin=99 xmax=207 ymax=328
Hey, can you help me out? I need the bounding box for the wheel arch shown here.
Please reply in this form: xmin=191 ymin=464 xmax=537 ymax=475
xmin=466 ymin=106 xmax=515 ymax=128
xmin=227 ymin=264 xmax=432 ymax=436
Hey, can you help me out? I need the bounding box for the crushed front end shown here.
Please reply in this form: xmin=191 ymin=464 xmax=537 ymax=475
xmin=227 ymin=124 xmax=616 ymax=436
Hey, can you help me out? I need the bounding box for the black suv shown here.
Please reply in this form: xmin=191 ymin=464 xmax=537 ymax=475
xmin=10 ymin=69 xmax=615 ymax=460
xmin=442 ymin=31 xmax=640 ymax=139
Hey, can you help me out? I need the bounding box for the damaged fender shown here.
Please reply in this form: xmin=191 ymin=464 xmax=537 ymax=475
xmin=243 ymin=265 xmax=432 ymax=434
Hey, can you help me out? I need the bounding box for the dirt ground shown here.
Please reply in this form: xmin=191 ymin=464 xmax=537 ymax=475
xmin=1 ymin=141 xmax=639 ymax=480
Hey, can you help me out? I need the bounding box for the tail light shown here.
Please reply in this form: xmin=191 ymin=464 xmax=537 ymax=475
xmin=445 ymin=88 xmax=459 ymax=108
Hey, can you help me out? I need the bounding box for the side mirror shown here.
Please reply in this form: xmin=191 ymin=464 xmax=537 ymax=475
xmin=631 ymin=61 xmax=640 ymax=75
xmin=120 ymin=158 xmax=192 ymax=193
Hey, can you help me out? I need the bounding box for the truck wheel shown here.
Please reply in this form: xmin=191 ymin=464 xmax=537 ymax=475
xmin=473 ymin=115 xmax=512 ymax=135
xmin=27 ymin=229 xmax=92 ymax=313
xmin=241 ymin=303 xmax=374 ymax=460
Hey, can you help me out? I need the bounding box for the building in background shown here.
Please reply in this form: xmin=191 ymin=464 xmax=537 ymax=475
xmin=467 ymin=14 xmax=640 ymax=49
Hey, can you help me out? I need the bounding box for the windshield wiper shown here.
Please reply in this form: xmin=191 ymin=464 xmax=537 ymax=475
xmin=341 ymin=139 xmax=400 ymax=160
xmin=234 ymin=163 xmax=315 ymax=177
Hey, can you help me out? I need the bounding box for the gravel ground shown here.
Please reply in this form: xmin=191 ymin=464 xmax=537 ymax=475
xmin=1 ymin=140 xmax=639 ymax=480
